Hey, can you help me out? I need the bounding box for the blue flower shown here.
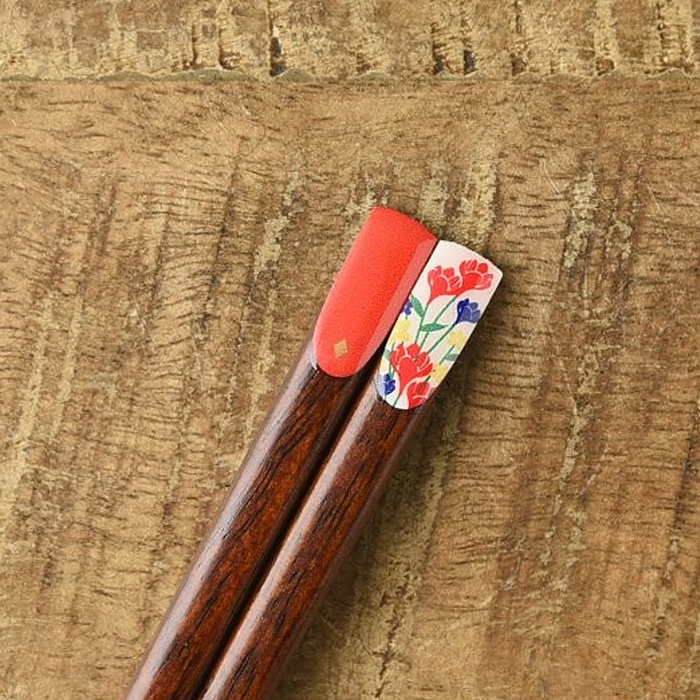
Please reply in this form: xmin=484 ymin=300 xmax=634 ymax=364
xmin=382 ymin=373 xmax=396 ymax=396
xmin=403 ymin=299 xmax=413 ymax=317
xmin=455 ymin=298 xmax=481 ymax=324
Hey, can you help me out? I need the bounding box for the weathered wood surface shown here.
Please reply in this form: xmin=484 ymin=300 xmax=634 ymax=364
xmin=2 ymin=0 xmax=700 ymax=79
xmin=2 ymin=77 xmax=700 ymax=700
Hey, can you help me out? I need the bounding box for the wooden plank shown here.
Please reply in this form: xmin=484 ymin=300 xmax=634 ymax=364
xmin=0 ymin=1 xmax=269 ymax=78
xmin=1 ymin=0 xmax=698 ymax=79
xmin=1 ymin=79 xmax=700 ymax=700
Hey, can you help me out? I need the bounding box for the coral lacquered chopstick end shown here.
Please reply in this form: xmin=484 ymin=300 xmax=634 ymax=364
xmin=313 ymin=207 xmax=437 ymax=378
xmin=376 ymin=241 xmax=502 ymax=409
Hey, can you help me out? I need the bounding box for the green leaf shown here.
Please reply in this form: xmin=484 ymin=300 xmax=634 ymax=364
xmin=421 ymin=322 xmax=447 ymax=333
xmin=410 ymin=294 xmax=425 ymax=318
xmin=445 ymin=352 xmax=460 ymax=362
xmin=383 ymin=348 xmax=392 ymax=360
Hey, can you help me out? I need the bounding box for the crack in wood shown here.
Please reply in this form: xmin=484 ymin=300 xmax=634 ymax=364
xmin=266 ymin=0 xmax=286 ymax=77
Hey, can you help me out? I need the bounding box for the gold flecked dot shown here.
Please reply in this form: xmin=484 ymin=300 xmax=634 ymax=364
xmin=334 ymin=339 xmax=348 ymax=357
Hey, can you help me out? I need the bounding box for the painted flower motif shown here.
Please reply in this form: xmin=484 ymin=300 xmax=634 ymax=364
xmin=392 ymin=317 xmax=412 ymax=343
xmin=390 ymin=342 xmax=433 ymax=391
xmin=427 ymin=265 xmax=463 ymax=303
xmin=407 ymin=380 xmax=433 ymax=409
xmin=431 ymin=364 xmax=448 ymax=383
xmin=448 ymin=328 xmax=467 ymax=349
xmin=382 ymin=373 xmax=396 ymax=396
xmin=455 ymin=298 xmax=481 ymax=324
xmin=375 ymin=242 xmax=501 ymax=410
xmin=460 ymin=259 xmax=493 ymax=291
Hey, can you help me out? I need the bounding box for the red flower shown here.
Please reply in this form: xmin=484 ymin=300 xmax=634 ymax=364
xmin=427 ymin=265 xmax=463 ymax=303
xmin=390 ymin=342 xmax=433 ymax=392
xmin=407 ymin=380 xmax=433 ymax=409
xmin=459 ymin=259 xmax=493 ymax=291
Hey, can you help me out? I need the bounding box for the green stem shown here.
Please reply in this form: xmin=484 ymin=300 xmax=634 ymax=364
xmin=439 ymin=344 xmax=456 ymax=364
xmin=390 ymin=374 xmax=406 ymax=407
xmin=420 ymin=297 xmax=457 ymax=345
xmin=426 ymin=323 xmax=459 ymax=356
xmin=412 ymin=303 xmax=428 ymax=345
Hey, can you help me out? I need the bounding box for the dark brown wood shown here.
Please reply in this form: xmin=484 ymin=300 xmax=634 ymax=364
xmin=200 ymin=379 xmax=427 ymax=700
xmin=122 ymin=340 xmax=366 ymax=700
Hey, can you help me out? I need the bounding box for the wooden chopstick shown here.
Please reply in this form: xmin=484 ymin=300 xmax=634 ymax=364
xmin=122 ymin=207 xmax=437 ymax=700
xmin=198 ymin=242 xmax=502 ymax=700
xmin=199 ymin=377 xmax=422 ymax=700
xmin=123 ymin=343 xmax=365 ymax=700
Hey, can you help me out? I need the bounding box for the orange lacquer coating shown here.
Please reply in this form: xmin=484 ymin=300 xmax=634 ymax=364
xmin=313 ymin=207 xmax=436 ymax=377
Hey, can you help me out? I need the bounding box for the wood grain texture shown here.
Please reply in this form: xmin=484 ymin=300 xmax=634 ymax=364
xmin=1 ymin=77 xmax=700 ymax=700
xmin=202 ymin=383 xmax=425 ymax=700
xmin=124 ymin=341 xmax=367 ymax=700
xmin=2 ymin=0 xmax=700 ymax=79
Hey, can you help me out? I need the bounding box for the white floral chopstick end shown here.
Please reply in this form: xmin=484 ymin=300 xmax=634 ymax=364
xmin=376 ymin=241 xmax=502 ymax=410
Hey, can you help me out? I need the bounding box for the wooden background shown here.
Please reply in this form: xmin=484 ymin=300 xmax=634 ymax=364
xmin=2 ymin=3 xmax=700 ymax=700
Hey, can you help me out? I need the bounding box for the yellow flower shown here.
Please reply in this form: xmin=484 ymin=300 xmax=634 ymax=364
xmin=392 ymin=317 xmax=412 ymax=343
xmin=431 ymin=364 xmax=448 ymax=383
xmin=447 ymin=328 xmax=467 ymax=350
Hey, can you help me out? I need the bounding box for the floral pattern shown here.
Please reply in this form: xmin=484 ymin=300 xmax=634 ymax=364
xmin=377 ymin=242 xmax=502 ymax=410
xmin=390 ymin=342 xmax=433 ymax=393
xmin=392 ymin=317 xmax=412 ymax=343
xmin=406 ymin=380 xmax=432 ymax=409
xmin=455 ymin=298 xmax=481 ymax=324
xmin=427 ymin=265 xmax=464 ymax=302
xmin=381 ymin=373 xmax=396 ymax=396
xmin=460 ymin=259 xmax=493 ymax=291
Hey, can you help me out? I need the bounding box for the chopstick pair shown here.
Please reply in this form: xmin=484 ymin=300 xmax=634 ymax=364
xmin=122 ymin=207 xmax=502 ymax=700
